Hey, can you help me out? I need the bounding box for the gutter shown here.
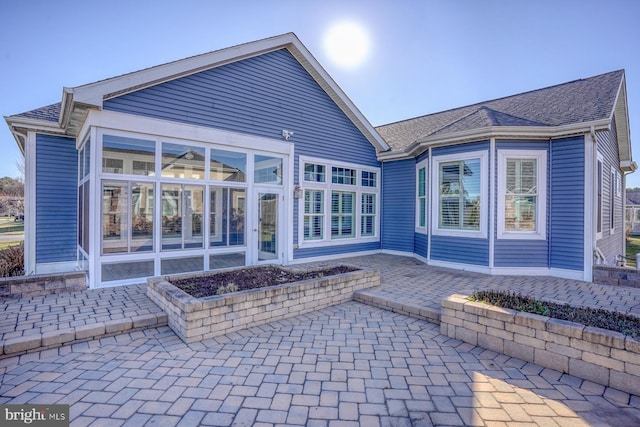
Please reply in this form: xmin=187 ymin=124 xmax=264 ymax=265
xmin=378 ymin=120 xmax=612 ymax=161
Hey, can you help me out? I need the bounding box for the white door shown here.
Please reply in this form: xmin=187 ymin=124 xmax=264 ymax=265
xmin=254 ymin=190 xmax=283 ymax=264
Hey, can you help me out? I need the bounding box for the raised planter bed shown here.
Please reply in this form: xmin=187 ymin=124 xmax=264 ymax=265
xmin=147 ymin=266 xmax=380 ymax=343
xmin=440 ymin=293 xmax=640 ymax=396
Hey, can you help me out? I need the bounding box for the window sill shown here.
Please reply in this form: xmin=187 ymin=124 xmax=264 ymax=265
xmin=431 ymin=228 xmax=487 ymax=239
xmin=297 ymin=236 xmax=379 ymax=249
xmin=497 ymin=232 xmax=546 ymax=241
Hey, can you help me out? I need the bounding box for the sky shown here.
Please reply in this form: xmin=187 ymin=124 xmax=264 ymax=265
xmin=1 ymin=0 xmax=640 ymax=185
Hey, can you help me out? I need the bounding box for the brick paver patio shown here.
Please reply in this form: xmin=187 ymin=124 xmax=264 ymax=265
xmin=2 ymin=254 xmax=640 ymax=426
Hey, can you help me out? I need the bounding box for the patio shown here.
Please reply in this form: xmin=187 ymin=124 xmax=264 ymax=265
xmin=2 ymin=254 xmax=640 ymax=426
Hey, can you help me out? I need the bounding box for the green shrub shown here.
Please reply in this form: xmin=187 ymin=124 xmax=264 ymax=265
xmin=0 ymin=242 xmax=24 ymax=277
xmin=216 ymin=282 xmax=239 ymax=295
xmin=470 ymin=290 xmax=640 ymax=340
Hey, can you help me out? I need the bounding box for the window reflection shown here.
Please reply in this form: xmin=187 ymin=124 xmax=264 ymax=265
xmin=162 ymin=143 xmax=205 ymax=179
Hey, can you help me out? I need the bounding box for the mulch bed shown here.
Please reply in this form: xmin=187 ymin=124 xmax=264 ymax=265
xmin=171 ymin=265 xmax=358 ymax=298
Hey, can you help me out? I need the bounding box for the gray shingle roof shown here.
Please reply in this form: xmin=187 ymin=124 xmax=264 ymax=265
xmin=376 ymin=70 xmax=624 ymax=152
xmin=14 ymin=103 xmax=61 ymax=122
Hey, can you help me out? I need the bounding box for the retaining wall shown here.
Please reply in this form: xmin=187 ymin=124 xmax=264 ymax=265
xmin=441 ymin=293 xmax=640 ymax=396
xmin=0 ymin=272 xmax=86 ymax=298
xmin=593 ymin=265 xmax=640 ymax=288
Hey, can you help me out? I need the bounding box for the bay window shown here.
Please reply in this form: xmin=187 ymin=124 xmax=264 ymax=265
xmin=432 ymin=151 xmax=487 ymax=238
xmin=416 ymin=161 xmax=427 ymax=230
xmin=497 ymin=150 xmax=547 ymax=239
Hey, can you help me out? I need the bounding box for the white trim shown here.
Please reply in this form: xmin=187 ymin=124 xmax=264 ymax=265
xmin=496 ymin=149 xmax=547 ymax=240
xmin=427 ymin=259 xmax=585 ymax=281
xmin=415 ymin=158 xmax=428 ymax=233
xmin=430 ymin=150 xmax=488 ymax=239
xmin=289 ymin=249 xmax=381 ymax=265
xmin=285 ymin=143 xmax=295 ymax=265
xmin=489 ymin=139 xmax=495 ymax=268
xmin=426 ymin=147 xmax=432 ymax=261
xmin=297 ymin=155 xmax=380 ymax=249
xmin=83 ymin=110 xmax=293 ymax=155
xmin=377 ymin=120 xmax=611 ymax=161
xmin=381 ymin=249 xmax=427 ymax=264
xmin=24 ymin=131 xmax=36 ymax=275
xmin=35 ymin=261 xmax=82 ymax=275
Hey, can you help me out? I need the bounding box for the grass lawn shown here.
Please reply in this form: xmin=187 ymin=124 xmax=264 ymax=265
xmin=0 ymin=218 xmax=24 ymax=250
xmin=0 ymin=217 xmax=23 ymax=233
xmin=626 ymin=236 xmax=640 ymax=268
xmin=0 ymin=240 xmax=22 ymax=251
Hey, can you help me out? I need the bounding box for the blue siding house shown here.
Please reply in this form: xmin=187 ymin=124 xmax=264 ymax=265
xmin=4 ymin=33 xmax=635 ymax=287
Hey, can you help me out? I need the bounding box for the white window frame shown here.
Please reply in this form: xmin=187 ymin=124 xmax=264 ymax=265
xmin=431 ymin=150 xmax=488 ymax=239
xmin=298 ymin=155 xmax=380 ymax=248
xmin=497 ymin=150 xmax=547 ymax=240
xmin=416 ymin=159 xmax=428 ymax=233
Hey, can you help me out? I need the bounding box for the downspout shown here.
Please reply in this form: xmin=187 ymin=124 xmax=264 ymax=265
xmin=547 ymin=139 xmax=552 ymax=269
xmin=590 ymin=126 xmax=600 ymax=267
xmin=426 ymin=146 xmax=432 ymax=263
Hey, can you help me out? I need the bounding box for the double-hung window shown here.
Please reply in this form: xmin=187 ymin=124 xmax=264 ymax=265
xmin=497 ymin=150 xmax=547 ymax=240
xmin=432 ymin=151 xmax=487 ymax=238
xmin=416 ymin=160 xmax=427 ymax=231
xmin=299 ymin=156 xmax=379 ymax=246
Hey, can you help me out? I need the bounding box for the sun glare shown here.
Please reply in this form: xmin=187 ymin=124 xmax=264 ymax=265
xmin=323 ymin=21 xmax=371 ymax=69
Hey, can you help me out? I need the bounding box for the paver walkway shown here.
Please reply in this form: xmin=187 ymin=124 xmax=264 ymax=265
xmin=0 ymin=284 xmax=167 ymax=357
xmin=1 ymin=254 xmax=640 ymax=426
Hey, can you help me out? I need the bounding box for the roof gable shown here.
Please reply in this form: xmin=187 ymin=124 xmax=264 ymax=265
xmin=6 ymin=33 xmax=389 ymax=153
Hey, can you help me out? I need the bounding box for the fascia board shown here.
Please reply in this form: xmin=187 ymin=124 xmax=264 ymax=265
xmin=5 ymin=115 xmax=66 ymax=155
xmin=5 ymin=116 xmax=65 ymax=135
xmin=610 ymin=76 xmax=632 ymax=163
xmin=376 ymin=120 xmax=611 ymax=161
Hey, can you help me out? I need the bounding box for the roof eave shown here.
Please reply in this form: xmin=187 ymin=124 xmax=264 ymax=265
xmin=610 ymin=73 xmax=633 ymax=164
xmin=377 ymin=120 xmax=611 ymax=161
xmin=4 ymin=115 xmax=67 ymax=153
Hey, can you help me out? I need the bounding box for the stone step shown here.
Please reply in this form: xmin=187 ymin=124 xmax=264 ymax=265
xmin=353 ymin=290 xmax=441 ymax=324
xmin=0 ymin=312 xmax=168 ymax=359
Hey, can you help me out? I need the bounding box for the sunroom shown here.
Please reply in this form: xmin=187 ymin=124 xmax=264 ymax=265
xmin=77 ymin=119 xmax=293 ymax=288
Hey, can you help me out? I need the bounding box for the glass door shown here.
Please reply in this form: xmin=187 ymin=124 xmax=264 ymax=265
xmin=256 ymin=191 xmax=281 ymax=262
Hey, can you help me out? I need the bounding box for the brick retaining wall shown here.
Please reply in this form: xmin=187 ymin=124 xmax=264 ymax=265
xmin=440 ymin=293 xmax=640 ymax=396
xmin=593 ymin=265 xmax=640 ymax=288
xmin=148 ymin=268 xmax=380 ymax=343
xmin=0 ymin=272 xmax=87 ymax=298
